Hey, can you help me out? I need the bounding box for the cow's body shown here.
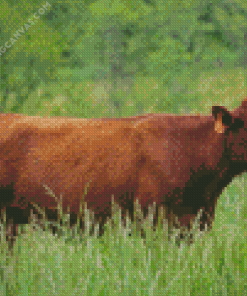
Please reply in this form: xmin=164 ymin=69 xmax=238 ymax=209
xmin=0 ymin=100 xmax=247 ymax=239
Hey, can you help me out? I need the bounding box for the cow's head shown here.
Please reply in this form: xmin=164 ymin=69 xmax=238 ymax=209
xmin=213 ymin=99 xmax=247 ymax=169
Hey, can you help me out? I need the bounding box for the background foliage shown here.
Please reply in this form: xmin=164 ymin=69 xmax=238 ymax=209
xmin=0 ymin=0 xmax=246 ymax=116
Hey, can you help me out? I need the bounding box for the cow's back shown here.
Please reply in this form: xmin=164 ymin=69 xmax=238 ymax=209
xmin=4 ymin=115 xmax=142 ymax=217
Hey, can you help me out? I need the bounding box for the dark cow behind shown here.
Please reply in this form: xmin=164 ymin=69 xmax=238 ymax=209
xmin=0 ymin=99 xmax=247 ymax=243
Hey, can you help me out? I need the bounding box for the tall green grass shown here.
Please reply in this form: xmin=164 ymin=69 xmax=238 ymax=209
xmin=0 ymin=175 xmax=246 ymax=295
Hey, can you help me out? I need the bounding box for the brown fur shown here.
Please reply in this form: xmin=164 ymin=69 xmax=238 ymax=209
xmin=0 ymin=100 xmax=247 ymax=240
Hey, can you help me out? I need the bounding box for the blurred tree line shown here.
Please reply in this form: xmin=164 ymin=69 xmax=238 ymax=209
xmin=0 ymin=0 xmax=246 ymax=115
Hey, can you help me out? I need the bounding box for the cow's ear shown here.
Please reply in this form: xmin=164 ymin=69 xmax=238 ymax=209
xmin=212 ymin=106 xmax=232 ymax=134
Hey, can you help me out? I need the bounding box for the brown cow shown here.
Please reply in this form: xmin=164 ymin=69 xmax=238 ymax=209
xmin=0 ymin=99 xmax=247 ymax=242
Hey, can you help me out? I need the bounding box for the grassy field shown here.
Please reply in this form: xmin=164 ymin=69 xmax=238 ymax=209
xmin=0 ymin=68 xmax=246 ymax=295
xmin=0 ymin=174 xmax=246 ymax=296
